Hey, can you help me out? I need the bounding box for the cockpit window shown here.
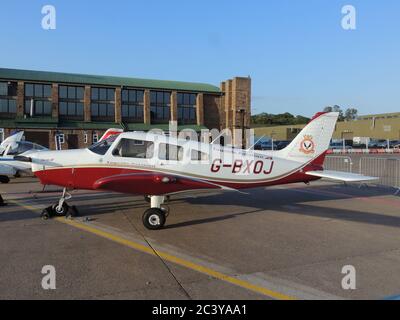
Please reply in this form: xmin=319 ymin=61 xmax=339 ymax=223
xmin=191 ymin=149 xmax=209 ymax=161
xmin=6 ymin=141 xmax=47 ymax=156
xmin=112 ymin=139 xmax=154 ymax=159
xmin=158 ymin=143 xmax=184 ymax=161
xmin=88 ymin=135 xmax=118 ymax=155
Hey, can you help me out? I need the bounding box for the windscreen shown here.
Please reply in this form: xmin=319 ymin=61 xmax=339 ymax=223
xmin=6 ymin=141 xmax=47 ymax=156
xmin=88 ymin=135 xmax=118 ymax=155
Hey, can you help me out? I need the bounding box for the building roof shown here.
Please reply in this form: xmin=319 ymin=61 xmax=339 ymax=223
xmin=0 ymin=68 xmax=221 ymax=94
xmin=358 ymin=112 xmax=400 ymax=120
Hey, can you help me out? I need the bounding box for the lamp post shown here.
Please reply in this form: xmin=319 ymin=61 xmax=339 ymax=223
xmin=236 ymin=108 xmax=246 ymax=149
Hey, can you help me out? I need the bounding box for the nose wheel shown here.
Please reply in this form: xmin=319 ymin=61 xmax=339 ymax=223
xmin=142 ymin=195 xmax=168 ymax=230
xmin=51 ymin=202 xmax=69 ymax=216
xmin=41 ymin=188 xmax=77 ymax=220
xmin=0 ymin=176 xmax=10 ymax=184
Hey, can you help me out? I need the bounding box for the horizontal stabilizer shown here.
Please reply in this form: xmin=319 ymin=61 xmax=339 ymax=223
xmin=306 ymin=170 xmax=378 ymax=182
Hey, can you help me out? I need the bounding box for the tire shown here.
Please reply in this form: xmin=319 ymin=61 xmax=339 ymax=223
xmin=142 ymin=208 xmax=166 ymax=230
xmin=41 ymin=209 xmax=51 ymax=220
xmin=52 ymin=203 xmax=69 ymax=216
xmin=0 ymin=176 xmax=10 ymax=184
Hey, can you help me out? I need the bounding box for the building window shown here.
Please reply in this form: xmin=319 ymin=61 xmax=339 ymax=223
xmin=92 ymin=133 xmax=99 ymax=143
xmin=178 ymin=93 xmax=196 ymax=124
xmin=58 ymin=134 xmax=65 ymax=144
xmin=91 ymin=87 xmax=115 ymax=121
xmin=24 ymin=83 xmax=52 ymax=117
xmin=121 ymin=89 xmax=144 ymax=122
xmin=0 ymin=82 xmax=17 ymax=118
xmin=150 ymin=91 xmax=170 ymax=123
xmin=59 ymin=85 xmax=84 ymax=120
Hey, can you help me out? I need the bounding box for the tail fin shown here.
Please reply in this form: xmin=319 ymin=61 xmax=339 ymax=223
xmin=277 ymin=112 xmax=339 ymax=162
xmin=99 ymin=128 xmax=124 ymax=142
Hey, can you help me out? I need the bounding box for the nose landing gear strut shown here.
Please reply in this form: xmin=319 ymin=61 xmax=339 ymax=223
xmin=41 ymin=188 xmax=78 ymax=220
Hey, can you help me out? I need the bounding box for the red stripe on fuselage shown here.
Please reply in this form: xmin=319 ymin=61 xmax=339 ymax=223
xmin=34 ymin=166 xmax=320 ymax=195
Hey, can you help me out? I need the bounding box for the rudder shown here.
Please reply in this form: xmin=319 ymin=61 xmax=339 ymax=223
xmin=277 ymin=112 xmax=339 ymax=163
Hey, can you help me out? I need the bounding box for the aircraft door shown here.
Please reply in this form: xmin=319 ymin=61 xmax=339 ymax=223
xmin=109 ymin=138 xmax=155 ymax=171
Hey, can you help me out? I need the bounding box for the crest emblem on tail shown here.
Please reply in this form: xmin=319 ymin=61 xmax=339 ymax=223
xmin=299 ymin=135 xmax=315 ymax=154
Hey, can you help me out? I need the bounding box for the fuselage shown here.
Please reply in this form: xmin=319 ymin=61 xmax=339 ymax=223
xmin=29 ymin=132 xmax=323 ymax=195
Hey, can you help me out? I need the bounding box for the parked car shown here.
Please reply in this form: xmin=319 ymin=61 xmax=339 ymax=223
xmin=275 ymin=140 xmax=291 ymax=150
xmin=254 ymin=140 xmax=278 ymax=151
xmin=329 ymin=142 xmax=352 ymax=150
xmin=369 ymin=139 xmax=388 ymax=149
xmin=389 ymin=140 xmax=400 ymax=149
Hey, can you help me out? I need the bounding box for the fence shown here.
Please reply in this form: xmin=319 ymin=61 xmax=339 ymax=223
xmin=324 ymin=156 xmax=400 ymax=193
xmin=324 ymin=156 xmax=353 ymax=173
xmin=358 ymin=157 xmax=400 ymax=191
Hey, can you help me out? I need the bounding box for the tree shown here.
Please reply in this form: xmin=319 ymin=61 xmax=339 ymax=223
xmin=344 ymin=108 xmax=358 ymax=121
xmin=250 ymin=112 xmax=310 ymax=126
xmin=323 ymin=105 xmax=344 ymax=121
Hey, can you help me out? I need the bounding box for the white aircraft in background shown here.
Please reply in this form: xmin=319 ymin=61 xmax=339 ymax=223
xmin=0 ymin=131 xmax=47 ymax=184
xmin=18 ymin=112 xmax=377 ymax=229
xmin=0 ymin=129 xmax=119 ymax=183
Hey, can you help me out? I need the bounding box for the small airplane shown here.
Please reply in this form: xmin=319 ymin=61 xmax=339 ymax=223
xmin=17 ymin=112 xmax=376 ymax=229
xmin=0 ymin=131 xmax=48 ymax=184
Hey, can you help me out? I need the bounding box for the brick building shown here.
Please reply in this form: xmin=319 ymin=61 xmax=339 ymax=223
xmin=0 ymin=68 xmax=251 ymax=149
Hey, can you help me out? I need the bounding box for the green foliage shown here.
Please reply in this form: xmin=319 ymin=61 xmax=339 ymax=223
xmin=252 ymin=106 xmax=359 ymax=126
xmin=345 ymin=108 xmax=358 ymax=120
xmin=324 ymin=105 xmax=358 ymax=121
xmin=251 ymin=112 xmax=310 ymax=126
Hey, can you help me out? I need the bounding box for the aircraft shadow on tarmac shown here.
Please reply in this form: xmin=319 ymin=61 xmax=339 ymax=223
xmin=163 ymin=184 xmax=400 ymax=230
xmin=2 ymin=184 xmax=400 ymax=230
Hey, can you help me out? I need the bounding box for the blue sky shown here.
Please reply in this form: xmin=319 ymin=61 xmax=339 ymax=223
xmin=1 ymin=0 xmax=399 ymax=117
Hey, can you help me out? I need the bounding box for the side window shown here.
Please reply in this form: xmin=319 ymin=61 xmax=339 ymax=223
xmin=191 ymin=149 xmax=209 ymax=161
xmin=158 ymin=143 xmax=184 ymax=161
xmin=113 ymin=138 xmax=154 ymax=159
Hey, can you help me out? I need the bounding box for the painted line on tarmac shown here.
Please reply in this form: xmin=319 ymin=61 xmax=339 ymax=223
xmin=7 ymin=198 xmax=305 ymax=300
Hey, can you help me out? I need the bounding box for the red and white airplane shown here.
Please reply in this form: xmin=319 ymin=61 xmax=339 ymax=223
xmin=19 ymin=112 xmax=376 ymax=229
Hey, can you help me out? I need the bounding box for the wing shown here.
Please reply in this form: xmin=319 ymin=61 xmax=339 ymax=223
xmin=0 ymin=163 xmax=17 ymax=176
xmin=92 ymin=172 xmax=238 ymax=195
xmin=306 ymin=170 xmax=378 ymax=182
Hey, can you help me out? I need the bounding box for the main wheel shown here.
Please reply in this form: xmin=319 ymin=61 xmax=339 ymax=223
xmin=0 ymin=176 xmax=10 ymax=184
xmin=41 ymin=208 xmax=52 ymax=220
xmin=142 ymin=208 xmax=166 ymax=230
xmin=52 ymin=202 xmax=69 ymax=216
